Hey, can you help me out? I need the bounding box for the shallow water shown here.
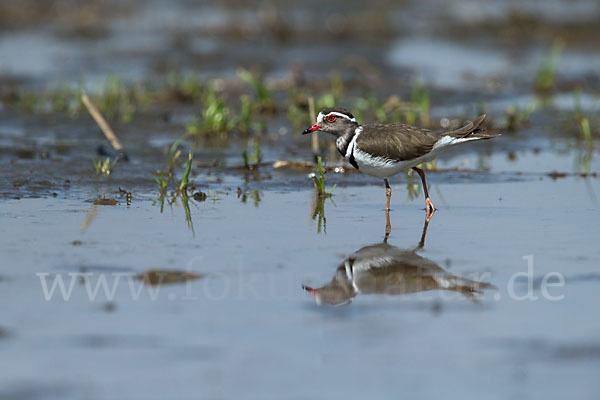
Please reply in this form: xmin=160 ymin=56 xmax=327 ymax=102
xmin=1 ymin=170 xmax=600 ymax=399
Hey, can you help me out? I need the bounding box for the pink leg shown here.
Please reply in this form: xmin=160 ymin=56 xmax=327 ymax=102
xmin=412 ymin=167 xmax=436 ymax=221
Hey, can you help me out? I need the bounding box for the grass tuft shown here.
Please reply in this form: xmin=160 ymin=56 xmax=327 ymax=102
xmin=165 ymin=69 xmax=202 ymax=102
xmin=202 ymin=84 xmax=234 ymax=134
xmin=504 ymin=102 xmax=537 ymax=131
xmin=237 ymin=68 xmax=275 ymax=113
xmin=153 ymin=147 xmax=196 ymax=234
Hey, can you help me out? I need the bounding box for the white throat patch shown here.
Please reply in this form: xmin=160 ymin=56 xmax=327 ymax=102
xmin=345 ymin=126 xmax=362 ymax=158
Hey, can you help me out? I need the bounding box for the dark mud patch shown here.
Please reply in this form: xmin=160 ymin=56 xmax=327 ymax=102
xmin=72 ymin=334 xmax=160 ymax=349
xmin=548 ymin=171 xmax=599 ymax=179
xmin=192 ymin=191 xmax=207 ymax=202
xmin=102 ymin=302 xmax=117 ymax=313
xmin=0 ymin=326 xmax=11 ymax=340
xmin=531 ymin=272 xmax=600 ymax=289
xmin=494 ymin=338 xmax=600 ymax=362
xmin=168 ymin=345 xmax=224 ymax=362
xmin=93 ymin=197 xmax=118 ymax=205
xmin=135 ymin=269 xmax=203 ymax=286
xmin=0 ymin=383 xmax=78 ymax=400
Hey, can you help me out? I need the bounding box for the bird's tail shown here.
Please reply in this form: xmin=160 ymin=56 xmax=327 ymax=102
xmin=446 ymin=114 xmax=499 ymax=140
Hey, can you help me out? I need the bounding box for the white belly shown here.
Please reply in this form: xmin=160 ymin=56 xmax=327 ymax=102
xmin=349 ymin=135 xmax=477 ymax=179
xmin=351 ymin=148 xmax=435 ymax=178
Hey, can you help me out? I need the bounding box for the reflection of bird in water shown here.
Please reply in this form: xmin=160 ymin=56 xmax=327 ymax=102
xmin=303 ymin=217 xmax=495 ymax=306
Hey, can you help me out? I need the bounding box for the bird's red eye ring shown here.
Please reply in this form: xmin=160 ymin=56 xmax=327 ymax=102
xmin=327 ymin=115 xmax=337 ymax=123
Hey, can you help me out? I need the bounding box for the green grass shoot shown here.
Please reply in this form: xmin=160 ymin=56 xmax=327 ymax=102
xmin=535 ymin=40 xmax=564 ymax=93
xmin=166 ymin=140 xmax=182 ymax=177
xmin=242 ymin=141 xmax=262 ymax=170
xmin=238 ymin=95 xmax=254 ymax=134
xmin=153 ymin=171 xmax=168 ymax=195
xmin=179 ymin=151 xmax=193 ymax=192
xmin=93 ymin=157 xmax=117 ymax=175
xmin=201 ymin=85 xmax=233 ymax=134
xmin=579 ymin=117 xmax=592 ymax=145
xmin=311 ymin=156 xmax=336 ymax=197
xmin=411 ymin=78 xmax=430 ymax=126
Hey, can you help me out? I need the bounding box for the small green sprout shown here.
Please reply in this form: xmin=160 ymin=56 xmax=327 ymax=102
xmin=237 ymin=94 xmax=261 ymax=134
xmin=166 ymin=140 xmax=182 ymax=177
xmin=411 ymin=78 xmax=430 ymax=127
xmin=201 ymin=85 xmax=234 ymax=134
xmin=311 ymin=156 xmax=336 ymax=197
xmin=179 ymin=152 xmax=193 ymax=192
xmin=242 ymin=141 xmax=262 ymax=170
xmin=93 ymin=157 xmax=117 ymax=175
xmin=535 ymin=39 xmax=564 ymax=93
xmin=153 ymin=171 xmax=168 ymax=195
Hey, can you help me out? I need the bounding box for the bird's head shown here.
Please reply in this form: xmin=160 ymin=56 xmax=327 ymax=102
xmin=302 ymin=107 xmax=358 ymax=137
xmin=302 ymin=285 xmax=354 ymax=306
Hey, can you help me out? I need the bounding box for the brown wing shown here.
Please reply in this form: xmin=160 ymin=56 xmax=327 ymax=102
xmin=356 ymin=124 xmax=441 ymax=161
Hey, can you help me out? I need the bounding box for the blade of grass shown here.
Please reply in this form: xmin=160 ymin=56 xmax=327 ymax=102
xmin=179 ymin=152 xmax=193 ymax=192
